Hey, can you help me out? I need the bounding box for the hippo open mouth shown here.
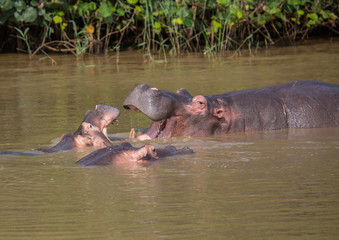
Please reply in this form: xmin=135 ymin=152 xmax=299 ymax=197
xmin=123 ymin=104 xmax=176 ymax=139
xmin=139 ymin=118 xmax=175 ymax=139
xmin=123 ymin=84 xmax=191 ymax=139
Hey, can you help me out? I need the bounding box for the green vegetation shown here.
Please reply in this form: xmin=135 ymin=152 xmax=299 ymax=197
xmin=0 ymin=0 xmax=338 ymax=59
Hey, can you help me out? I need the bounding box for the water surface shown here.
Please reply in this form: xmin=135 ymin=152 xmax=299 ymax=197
xmin=0 ymin=38 xmax=338 ymax=239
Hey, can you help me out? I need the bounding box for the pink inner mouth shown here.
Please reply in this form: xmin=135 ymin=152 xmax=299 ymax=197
xmin=128 ymin=105 xmax=177 ymax=140
xmin=154 ymin=120 xmax=167 ymax=138
xmin=136 ymin=119 xmax=168 ymax=140
xmin=128 ymin=106 xmax=139 ymax=111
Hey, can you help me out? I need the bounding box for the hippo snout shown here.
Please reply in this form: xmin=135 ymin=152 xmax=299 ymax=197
xmin=123 ymin=84 xmax=174 ymax=121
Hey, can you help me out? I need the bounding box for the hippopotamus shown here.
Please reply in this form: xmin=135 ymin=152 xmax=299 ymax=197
xmin=0 ymin=105 xmax=120 ymax=155
xmin=76 ymin=142 xmax=194 ymax=166
xmin=123 ymin=81 xmax=339 ymax=139
xmin=37 ymin=104 xmax=120 ymax=153
xmin=37 ymin=122 xmax=112 ymax=153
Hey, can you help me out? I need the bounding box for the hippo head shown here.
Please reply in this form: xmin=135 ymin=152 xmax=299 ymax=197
xmin=123 ymin=84 xmax=230 ymax=139
xmin=39 ymin=105 xmax=119 ymax=153
xmin=75 ymin=105 xmax=120 ymax=147
xmin=79 ymin=104 xmax=120 ymax=137
xmin=77 ymin=122 xmax=113 ymax=148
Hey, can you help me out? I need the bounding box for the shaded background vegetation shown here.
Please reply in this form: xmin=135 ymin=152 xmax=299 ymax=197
xmin=1 ymin=0 xmax=338 ymax=58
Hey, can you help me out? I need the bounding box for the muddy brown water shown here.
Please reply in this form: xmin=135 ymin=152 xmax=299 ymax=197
xmin=0 ymin=38 xmax=338 ymax=240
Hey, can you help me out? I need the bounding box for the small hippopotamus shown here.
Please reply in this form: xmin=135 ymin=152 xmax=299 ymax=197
xmin=0 ymin=104 xmax=120 ymax=155
xmin=123 ymin=81 xmax=339 ymax=139
xmin=38 ymin=104 xmax=120 ymax=153
xmin=76 ymin=142 xmax=194 ymax=166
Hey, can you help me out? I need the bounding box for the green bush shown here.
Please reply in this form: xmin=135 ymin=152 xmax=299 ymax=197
xmin=0 ymin=0 xmax=338 ymax=57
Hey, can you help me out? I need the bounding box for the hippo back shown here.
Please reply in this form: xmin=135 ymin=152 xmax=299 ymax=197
xmin=273 ymin=81 xmax=339 ymax=128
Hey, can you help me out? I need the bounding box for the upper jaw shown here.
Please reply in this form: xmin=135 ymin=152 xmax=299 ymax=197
xmin=123 ymin=84 xmax=190 ymax=121
xmin=103 ymin=112 xmax=120 ymax=128
xmin=94 ymin=104 xmax=120 ymax=127
xmin=123 ymin=90 xmax=173 ymax=121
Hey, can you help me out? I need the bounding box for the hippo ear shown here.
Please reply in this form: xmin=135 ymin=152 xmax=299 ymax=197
xmin=213 ymin=107 xmax=231 ymax=125
xmin=191 ymin=95 xmax=208 ymax=114
xmin=214 ymin=108 xmax=224 ymax=119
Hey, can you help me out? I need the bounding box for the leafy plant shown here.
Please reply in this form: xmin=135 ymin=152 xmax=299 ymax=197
xmin=13 ymin=26 xmax=31 ymax=57
xmin=0 ymin=0 xmax=338 ymax=57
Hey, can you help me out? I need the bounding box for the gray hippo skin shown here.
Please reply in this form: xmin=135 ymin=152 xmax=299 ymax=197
xmin=37 ymin=104 xmax=120 ymax=153
xmin=123 ymin=81 xmax=339 ymax=139
xmin=76 ymin=142 xmax=194 ymax=166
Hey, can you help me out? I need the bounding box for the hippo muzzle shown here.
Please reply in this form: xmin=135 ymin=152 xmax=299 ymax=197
xmin=123 ymin=84 xmax=188 ymax=121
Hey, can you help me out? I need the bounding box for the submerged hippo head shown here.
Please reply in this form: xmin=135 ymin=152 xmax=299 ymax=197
xmin=76 ymin=142 xmax=194 ymax=166
xmin=123 ymin=84 xmax=229 ymax=139
xmin=76 ymin=142 xmax=157 ymax=166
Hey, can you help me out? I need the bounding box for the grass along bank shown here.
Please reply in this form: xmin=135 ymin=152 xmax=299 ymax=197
xmin=0 ymin=0 xmax=338 ymax=60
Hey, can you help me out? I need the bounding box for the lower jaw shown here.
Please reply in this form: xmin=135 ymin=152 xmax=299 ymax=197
xmin=136 ymin=130 xmax=166 ymax=140
xmin=141 ymin=120 xmax=168 ymax=139
xmin=136 ymin=134 xmax=153 ymax=140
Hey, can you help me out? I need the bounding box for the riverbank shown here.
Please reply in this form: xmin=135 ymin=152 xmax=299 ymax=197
xmin=1 ymin=0 xmax=338 ymax=59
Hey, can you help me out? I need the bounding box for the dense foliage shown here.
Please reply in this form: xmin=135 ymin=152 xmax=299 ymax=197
xmin=1 ymin=0 xmax=338 ymax=58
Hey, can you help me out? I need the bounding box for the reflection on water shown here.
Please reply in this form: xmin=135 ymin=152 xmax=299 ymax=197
xmin=0 ymin=38 xmax=339 ymax=239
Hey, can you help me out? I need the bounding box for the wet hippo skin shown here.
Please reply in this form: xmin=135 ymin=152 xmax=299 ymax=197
xmin=76 ymin=142 xmax=194 ymax=166
xmin=123 ymin=81 xmax=339 ymax=139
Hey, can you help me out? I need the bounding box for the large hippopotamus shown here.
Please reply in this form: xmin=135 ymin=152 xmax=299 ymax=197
xmin=37 ymin=104 xmax=120 ymax=153
xmin=123 ymin=81 xmax=339 ymax=139
xmin=76 ymin=142 xmax=193 ymax=166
